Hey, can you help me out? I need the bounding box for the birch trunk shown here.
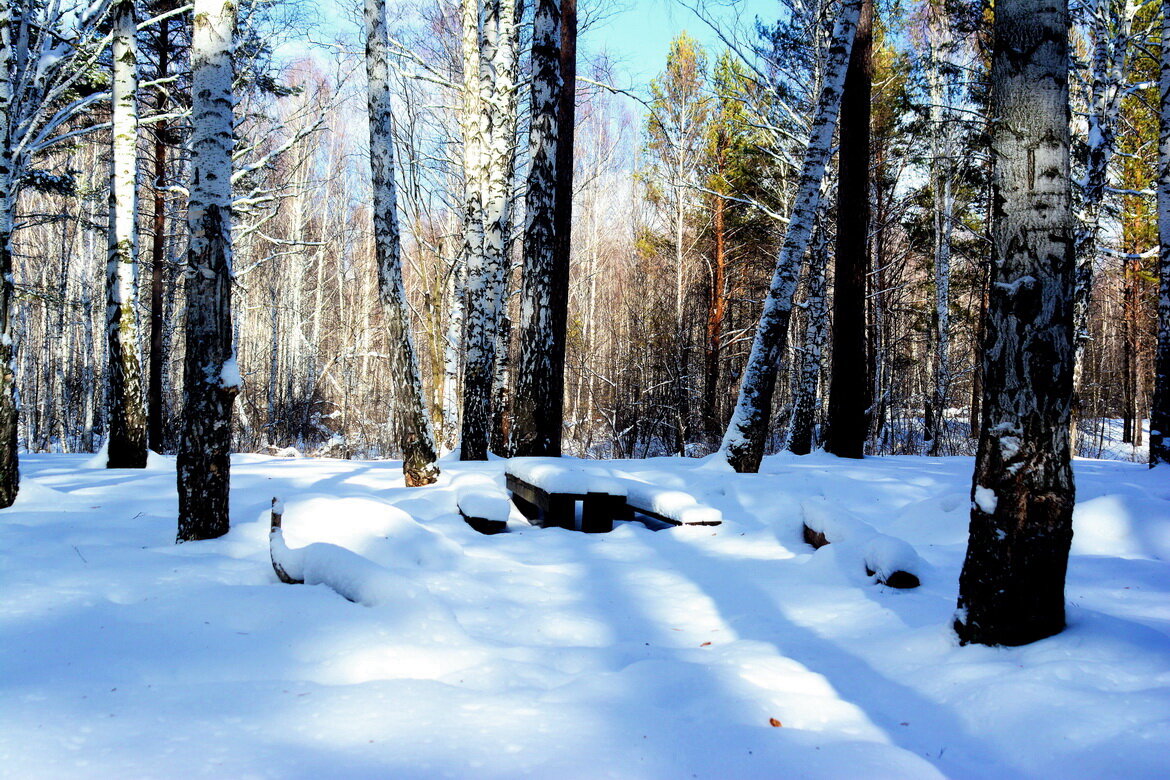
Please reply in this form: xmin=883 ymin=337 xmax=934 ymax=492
xmin=106 ymin=0 xmax=147 ymax=468
xmin=718 ymin=0 xmax=863 ymax=473
xmin=148 ymin=10 xmax=173 ymax=453
xmin=512 ymin=0 xmax=567 ymax=457
xmin=924 ymin=7 xmax=956 ymax=456
xmin=0 ymin=4 xmax=19 ymax=506
xmin=786 ymin=217 xmax=830 ymax=455
xmin=461 ymin=0 xmax=519 ymax=460
xmin=1073 ymin=0 xmax=1131 ymax=448
xmin=1152 ymin=0 xmax=1170 ymax=467
xmin=177 ymin=0 xmax=238 ymax=541
xmin=955 ymin=0 xmax=1076 ymax=646
xmin=364 ymin=0 xmax=439 ymax=486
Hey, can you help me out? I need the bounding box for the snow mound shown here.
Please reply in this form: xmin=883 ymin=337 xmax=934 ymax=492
xmin=801 ymin=496 xmax=923 ymax=586
xmin=452 ymin=473 xmax=510 ymax=521
xmin=278 ymin=495 xmax=462 ymax=570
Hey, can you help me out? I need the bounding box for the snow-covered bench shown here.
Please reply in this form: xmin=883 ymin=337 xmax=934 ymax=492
xmin=505 ymin=457 xmax=627 ymax=533
xmin=452 ymin=473 xmax=511 ymax=535
xmin=801 ymin=498 xmax=921 ymax=588
xmin=617 ymin=478 xmax=722 ymax=527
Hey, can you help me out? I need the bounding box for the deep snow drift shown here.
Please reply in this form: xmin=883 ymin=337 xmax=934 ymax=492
xmin=1 ymin=451 xmax=1168 ymax=778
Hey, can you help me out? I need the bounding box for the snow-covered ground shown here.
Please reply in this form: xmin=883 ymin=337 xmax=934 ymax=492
xmin=2 ymin=451 xmax=1168 ymax=779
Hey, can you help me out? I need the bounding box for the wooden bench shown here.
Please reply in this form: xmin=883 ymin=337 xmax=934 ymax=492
xmin=618 ymin=479 xmax=723 ymax=528
xmin=505 ymin=472 xmax=624 ymax=533
xmin=453 ymin=473 xmax=511 ymax=535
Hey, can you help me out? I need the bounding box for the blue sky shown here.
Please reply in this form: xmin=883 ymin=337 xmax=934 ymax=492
xmin=582 ymin=0 xmax=778 ymax=84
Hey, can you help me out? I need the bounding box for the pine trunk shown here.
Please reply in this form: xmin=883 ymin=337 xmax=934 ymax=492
xmin=718 ymin=0 xmax=863 ymax=473
xmin=177 ymin=0 xmax=238 ymax=541
xmin=955 ymin=0 xmax=1076 ymax=646
xmin=1153 ymin=0 xmax=1170 ymax=467
xmin=365 ymin=0 xmax=439 ymax=486
xmin=106 ymin=0 xmax=147 ymax=469
xmin=825 ymin=0 xmax=873 ymax=460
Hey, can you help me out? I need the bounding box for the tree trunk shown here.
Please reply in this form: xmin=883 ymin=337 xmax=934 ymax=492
xmin=1152 ymin=0 xmax=1170 ymax=467
xmin=703 ymin=189 xmax=727 ymax=440
xmin=148 ymin=5 xmax=174 ymax=453
xmin=719 ymin=0 xmax=863 ymax=473
xmin=177 ymin=0 xmax=239 ymax=541
xmin=786 ymin=216 xmax=830 ymax=455
xmin=955 ymin=0 xmax=1076 ymax=646
xmin=825 ymin=0 xmax=873 ymax=460
xmin=106 ymin=0 xmax=147 ymax=469
xmin=461 ymin=0 xmax=519 ymax=460
xmin=364 ymin=0 xmax=439 ymax=486
xmin=0 ymin=5 xmax=19 ymax=507
xmin=513 ymin=0 xmax=572 ymax=457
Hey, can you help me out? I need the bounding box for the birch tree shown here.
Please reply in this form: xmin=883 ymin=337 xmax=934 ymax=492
xmin=954 ymin=0 xmax=1076 ymax=645
xmin=512 ymin=0 xmax=566 ymax=457
xmin=719 ymin=0 xmax=864 ymax=473
xmin=0 ymin=0 xmax=115 ymax=506
xmin=106 ymin=0 xmax=147 ymax=468
xmin=365 ymin=0 xmax=439 ymax=485
xmin=1152 ymin=0 xmax=1170 ymax=467
xmin=177 ymin=0 xmax=238 ymax=541
xmin=461 ymin=0 xmax=519 ymax=460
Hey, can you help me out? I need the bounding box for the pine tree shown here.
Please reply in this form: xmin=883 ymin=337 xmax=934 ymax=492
xmin=176 ymin=0 xmax=238 ymax=541
xmin=106 ymin=0 xmax=147 ymax=469
xmin=955 ymin=0 xmax=1077 ymax=646
xmin=365 ymin=0 xmax=440 ymax=485
xmin=825 ymin=0 xmax=873 ymax=459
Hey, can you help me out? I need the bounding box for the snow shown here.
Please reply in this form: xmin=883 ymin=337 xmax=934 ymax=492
xmin=973 ymin=485 xmax=998 ymax=514
xmin=2 ymin=451 xmax=1169 ymax=777
xmin=507 ymin=455 xmax=627 ymax=496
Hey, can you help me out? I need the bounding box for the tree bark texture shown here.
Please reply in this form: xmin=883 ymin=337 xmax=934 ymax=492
xmin=365 ymin=0 xmax=439 ymax=485
xmin=177 ymin=0 xmax=239 ymax=541
xmin=1152 ymin=0 xmax=1170 ymax=467
xmin=718 ymin=0 xmax=863 ymax=473
xmin=461 ymin=0 xmax=519 ymax=460
xmin=786 ymin=217 xmax=830 ymax=455
xmin=106 ymin=0 xmax=147 ymax=469
xmin=825 ymin=0 xmax=873 ymax=460
xmin=513 ymin=0 xmax=569 ymax=457
xmin=148 ymin=8 xmax=173 ymax=453
xmin=955 ymin=0 xmax=1077 ymax=646
xmin=0 ymin=4 xmax=19 ymax=507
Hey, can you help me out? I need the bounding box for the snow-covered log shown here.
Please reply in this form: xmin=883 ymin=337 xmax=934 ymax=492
xmin=718 ymin=0 xmax=864 ymax=473
xmin=106 ymin=0 xmax=147 ymax=469
xmin=800 ymin=498 xmax=922 ymax=588
xmin=452 ymin=473 xmax=511 ymax=534
xmin=364 ymin=0 xmax=440 ymax=486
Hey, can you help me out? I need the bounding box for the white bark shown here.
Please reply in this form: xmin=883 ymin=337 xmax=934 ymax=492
xmin=106 ymin=0 xmax=146 ymax=468
xmin=177 ymin=0 xmax=238 ymax=541
xmin=364 ymin=0 xmax=439 ymax=486
xmin=719 ymin=0 xmax=864 ymax=473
